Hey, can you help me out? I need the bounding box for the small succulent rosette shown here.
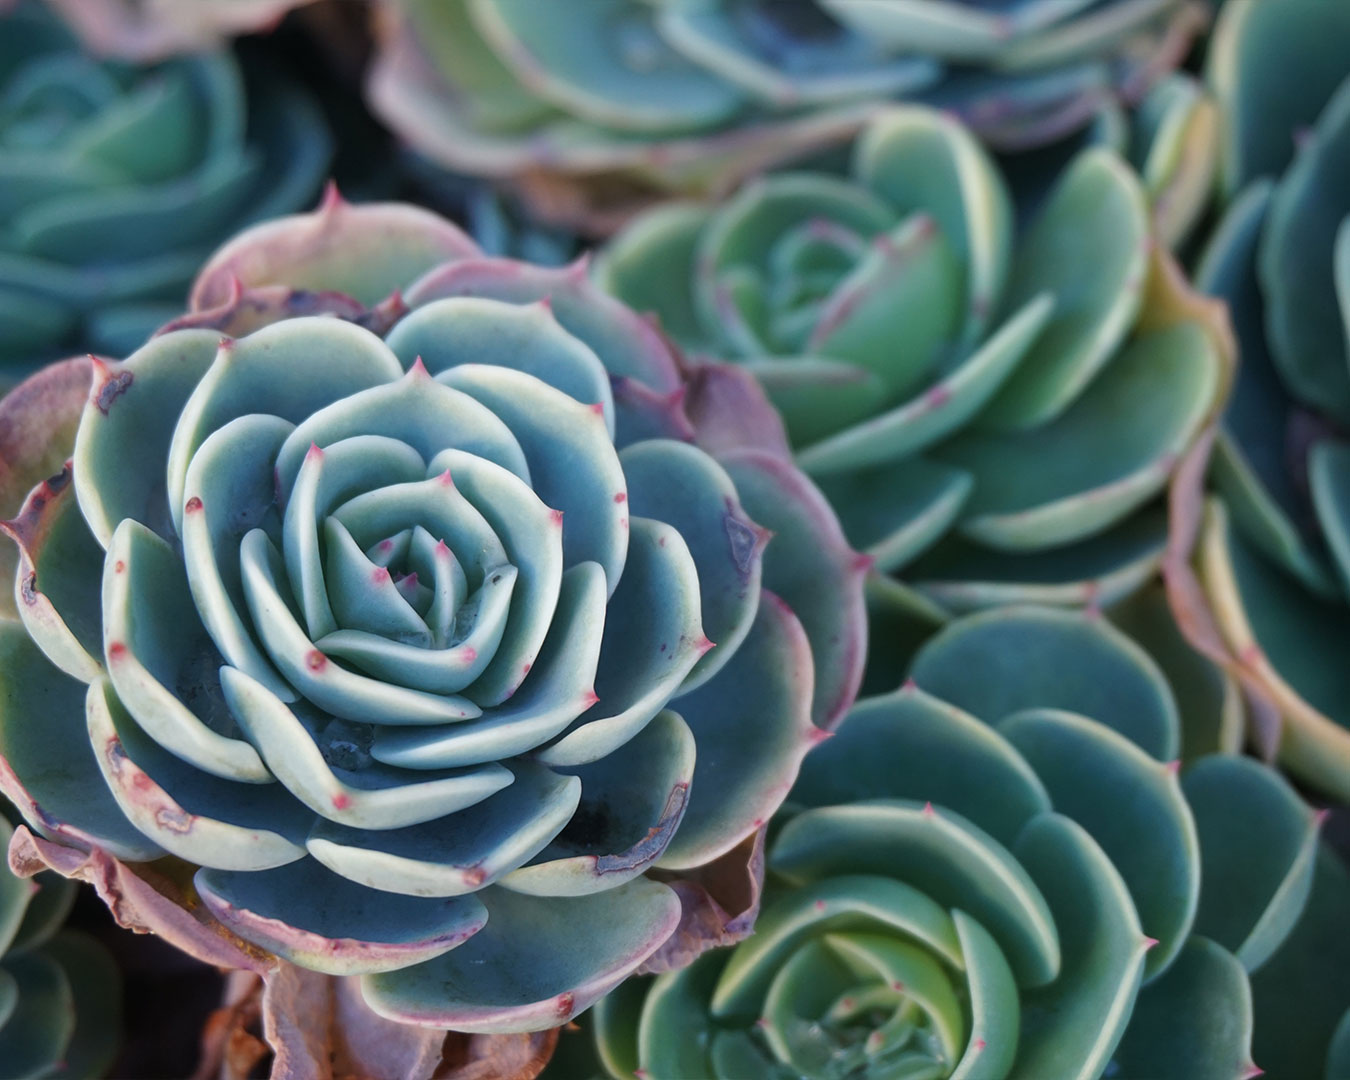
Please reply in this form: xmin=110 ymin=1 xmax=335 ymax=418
xmin=576 ymin=602 xmax=1350 ymax=1080
xmin=0 ymin=810 xmax=120 ymax=1079
xmin=0 ymin=193 xmax=866 ymax=1042
xmin=0 ymin=1 xmax=330 ymax=374
xmin=1163 ymin=1 xmax=1350 ymax=803
xmin=599 ymin=104 xmax=1231 ymax=623
xmin=366 ymin=0 xmax=1208 ymax=231
xmin=42 ymin=0 xmax=316 ymax=61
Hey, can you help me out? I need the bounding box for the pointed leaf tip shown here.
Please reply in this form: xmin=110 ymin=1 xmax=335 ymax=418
xmin=319 ymin=180 xmax=345 ymax=214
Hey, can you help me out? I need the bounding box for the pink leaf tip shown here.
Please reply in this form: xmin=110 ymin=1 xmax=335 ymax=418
xmin=318 ymin=179 xmax=345 ymax=214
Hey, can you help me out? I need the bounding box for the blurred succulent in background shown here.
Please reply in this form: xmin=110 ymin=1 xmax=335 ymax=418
xmin=0 ymin=809 xmax=120 ymax=1079
xmin=1159 ymin=1 xmax=1350 ymax=803
xmin=599 ymin=104 xmax=1230 ymax=627
xmin=0 ymin=192 xmax=865 ymax=1053
xmin=367 ymin=0 xmax=1209 ymax=232
xmin=0 ymin=1 xmax=330 ymax=376
xmin=41 ymin=0 xmax=318 ymax=61
xmin=561 ymin=603 xmax=1350 ymax=1080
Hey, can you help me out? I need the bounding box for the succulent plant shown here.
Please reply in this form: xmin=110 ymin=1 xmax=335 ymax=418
xmin=1161 ymin=1 xmax=1350 ymax=802
xmin=41 ymin=0 xmax=319 ymax=61
xmin=0 ymin=192 xmax=866 ymax=1041
xmin=0 ymin=808 xmax=121 ymax=1079
xmin=0 ymin=1 xmax=331 ymax=374
xmin=598 ymin=104 xmax=1230 ymax=622
xmin=565 ymin=603 xmax=1350 ymax=1080
xmin=366 ymin=0 xmax=1209 ymax=232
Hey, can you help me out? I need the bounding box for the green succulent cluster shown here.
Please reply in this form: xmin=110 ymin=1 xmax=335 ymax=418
xmin=0 ymin=810 xmax=120 ymax=1080
xmin=0 ymin=1 xmax=330 ymax=374
xmin=367 ymin=0 xmax=1206 ymax=228
xmin=599 ymin=105 xmax=1227 ymax=620
xmin=0 ymin=193 xmax=865 ymax=1034
xmin=1158 ymin=1 xmax=1350 ymax=802
xmin=554 ymin=601 xmax=1350 ymax=1080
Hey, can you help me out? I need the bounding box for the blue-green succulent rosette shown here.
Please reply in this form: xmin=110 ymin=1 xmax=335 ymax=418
xmin=367 ymin=0 xmax=1209 ymax=232
xmin=0 ymin=194 xmax=867 ymax=1035
xmin=0 ymin=810 xmax=120 ymax=1080
xmin=568 ymin=603 xmax=1350 ymax=1080
xmin=0 ymin=1 xmax=330 ymax=374
xmin=598 ymin=105 xmax=1232 ymax=623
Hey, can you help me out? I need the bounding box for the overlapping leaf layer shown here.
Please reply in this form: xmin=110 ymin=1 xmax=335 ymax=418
xmin=367 ymin=0 xmax=1206 ymax=229
xmin=1157 ymin=1 xmax=1350 ymax=802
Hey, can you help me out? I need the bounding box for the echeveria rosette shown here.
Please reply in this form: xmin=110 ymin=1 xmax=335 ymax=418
xmin=0 ymin=2 xmax=330 ymax=374
xmin=0 ymin=809 xmax=121 ymax=1080
xmin=0 ymin=193 xmax=866 ymax=1039
xmin=599 ymin=105 xmax=1230 ymax=619
xmin=572 ymin=604 xmax=1350 ymax=1080
xmin=366 ymin=0 xmax=1208 ymax=233
xmin=1159 ymin=1 xmax=1350 ymax=801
